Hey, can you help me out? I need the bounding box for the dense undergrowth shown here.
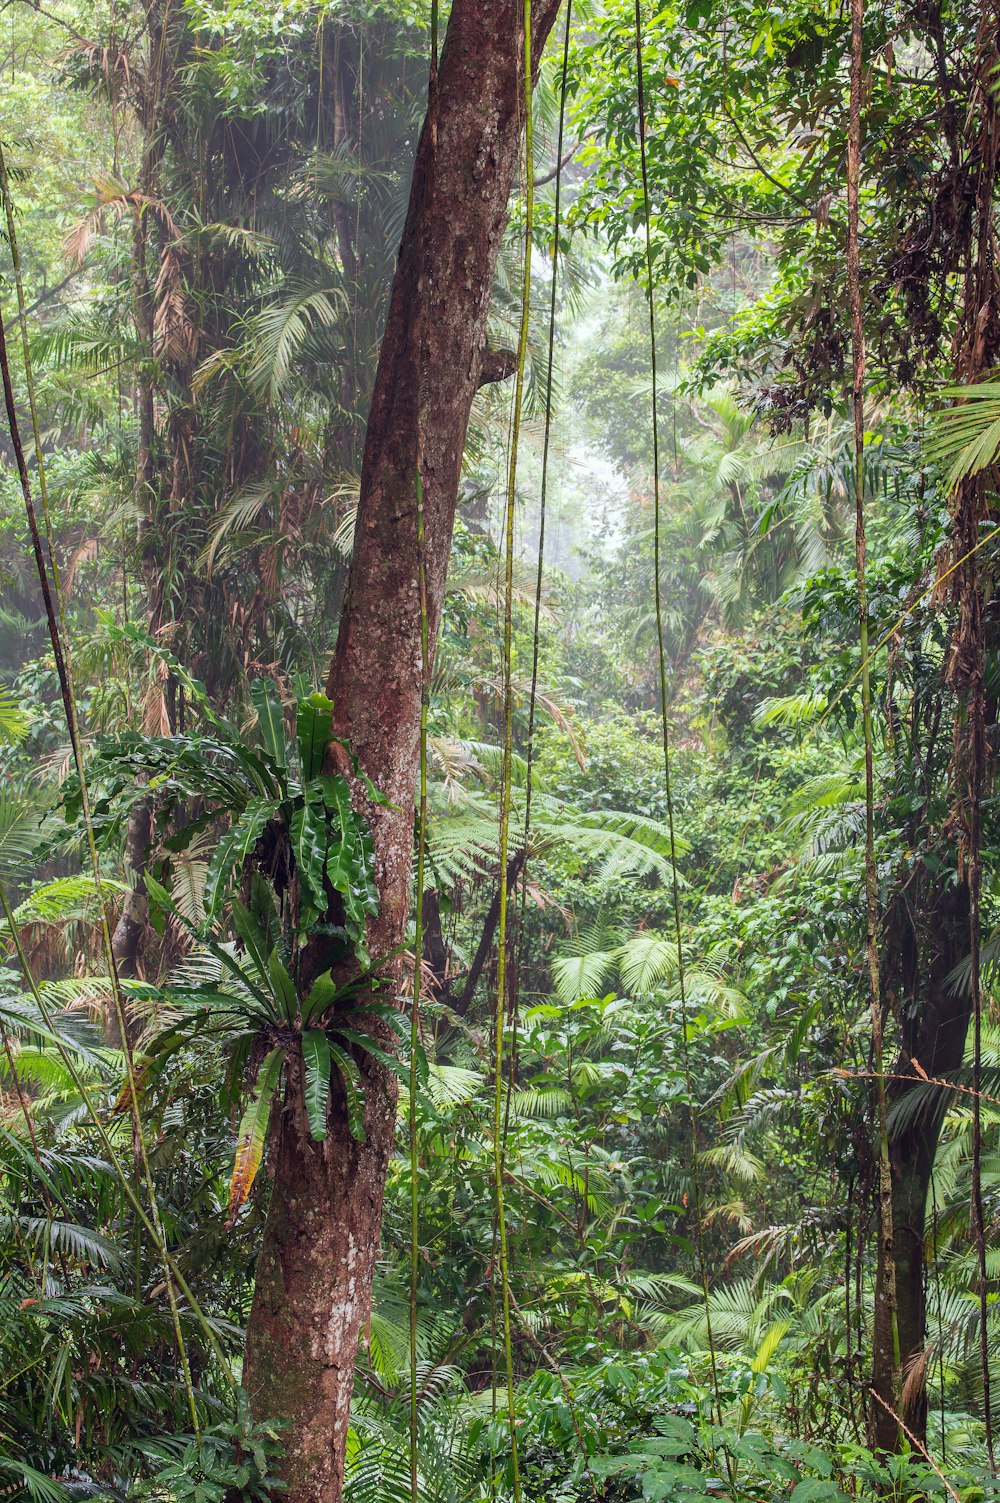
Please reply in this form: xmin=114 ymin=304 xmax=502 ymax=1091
xmin=3 ymin=0 xmax=1000 ymax=1499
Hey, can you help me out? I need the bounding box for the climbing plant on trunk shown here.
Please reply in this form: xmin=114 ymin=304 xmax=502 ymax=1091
xmin=236 ymin=4 xmax=563 ymax=1500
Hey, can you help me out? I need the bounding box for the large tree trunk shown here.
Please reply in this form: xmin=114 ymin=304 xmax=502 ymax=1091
xmin=870 ymin=881 xmax=970 ymax=1449
xmin=870 ymin=3 xmax=1000 ymax=1448
xmin=242 ymin=6 xmax=562 ymax=1500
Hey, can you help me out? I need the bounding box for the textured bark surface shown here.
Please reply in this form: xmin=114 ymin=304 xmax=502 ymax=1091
xmin=870 ymin=5 xmax=1000 ymax=1451
xmin=242 ymin=1047 xmax=395 ymax=1501
xmin=110 ymin=801 xmax=154 ymax=987
xmin=870 ymin=883 xmax=970 ymax=1450
xmin=242 ymin=5 xmax=563 ymax=1500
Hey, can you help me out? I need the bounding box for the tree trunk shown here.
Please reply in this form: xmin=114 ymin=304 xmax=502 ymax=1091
xmin=109 ymin=800 xmax=154 ymax=1023
xmin=113 ymin=0 xmax=173 ymax=1002
xmin=871 ymin=7 xmax=1000 ymax=1447
xmin=454 ymin=851 xmax=525 ymax=1016
xmin=870 ymin=881 xmax=970 ymax=1449
xmin=242 ymin=5 xmax=563 ymax=1499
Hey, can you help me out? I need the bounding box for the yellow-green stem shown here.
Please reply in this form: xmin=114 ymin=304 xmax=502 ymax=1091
xmin=493 ymin=3 xmax=533 ymax=1496
xmin=410 ymin=463 xmax=431 ymax=1503
xmin=844 ymin=0 xmax=901 ymax=1438
xmin=411 ymin=9 xmax=438 ymax=1493
xmin=633 ymin=0 xmax=726 ymax=1442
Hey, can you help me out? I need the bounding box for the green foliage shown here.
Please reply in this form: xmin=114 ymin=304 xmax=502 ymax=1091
xmin=3 ymin=0 xmax=1000 ymax=1498
xmin=145 ymin=1400 xmax=285 ymax=1503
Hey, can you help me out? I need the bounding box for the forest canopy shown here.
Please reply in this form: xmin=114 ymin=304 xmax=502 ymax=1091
xmin=1 ymin=0 xmax=999 ymax=1500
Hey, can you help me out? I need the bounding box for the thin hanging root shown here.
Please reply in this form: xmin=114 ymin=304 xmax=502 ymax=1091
xmin=516 ymin=0 xmax=572 ymax=955
xmin=845 ymin=0 xmax=901 ymax=1442
xmin=632 ymin=0 xmax=726 ymax=1441
xmin=492 ymin=3 xmax=534 ymax=1498
xmin=503 ymin=18 xmax=604 ymax=1498
xmin=930 ymin=1177 xmax=947 ymax=1465
xmin=411 ymin=9 xmax=439 ymax=1497
xmin=0 ymin=142 xmax=203 ymax=1436
xmin=947 ymin=4 xmax=999 ymax=1467
xmin=505 ymin=0 xmax=573 ymax=1229
xmin=409 ymin=467 xmax=429 ymax=1503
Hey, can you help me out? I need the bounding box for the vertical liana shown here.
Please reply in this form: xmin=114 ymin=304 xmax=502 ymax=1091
xmin=966 ymin=522 xmax=994 ymax=1467
xmin=632 ymin=0 xmax=725 ymax=1442
xmin=493 ymin=0 xmax=533 ymax=1495
xmin=517 ymin=0 xmax=573 ymax=952
xmin=845 ymin=0 xmax=900 ymax=1446
xmin=952 ymin=8 xmax=1000 ymax=1469
xmin=409 ymin=465 xmax=430 ymax=1502
xmin=411 ymin=8 xmax=439 ymax=1496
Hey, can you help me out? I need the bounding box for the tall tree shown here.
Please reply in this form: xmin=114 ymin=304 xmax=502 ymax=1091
xmin=870 ymin=0 xmax=1000 ymax=1448
xmin=239 ymin=4 xmax=563 ymax=1500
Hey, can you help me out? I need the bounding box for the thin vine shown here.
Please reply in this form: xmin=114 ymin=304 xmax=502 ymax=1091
xmin=410 ymin=4 xmax=440 ymax=1495
xmin=844 ymin=0 xmax=901 ymax=1443
xmin=492 ymin=0 xmax=535 ymax=1494
xmin=632 ymin=0 xmax=725 ymax=1439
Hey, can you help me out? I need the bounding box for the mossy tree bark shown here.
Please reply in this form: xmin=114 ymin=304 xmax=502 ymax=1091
xmin=241 ymin=5 xmax=563 ymax=1501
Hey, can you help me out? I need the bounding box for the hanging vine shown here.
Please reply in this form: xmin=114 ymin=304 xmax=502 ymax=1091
xmin=843 ymin=0 xmax=901 ymax=1448
xmin=409 ymin=0 xmax=439 ymax=1487
xmin=632 ymin=0 xmax=725 ymax=1438
xmin=935 ymin=0 xmax=1000 ymax=1469
xmin=492 ymin=1 xmax=535 ymax=1495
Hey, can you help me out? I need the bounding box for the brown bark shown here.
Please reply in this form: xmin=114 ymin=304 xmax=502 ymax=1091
xmin=871 ymin=884 xmax=970 ymax=1450
xmin=421 ymin=886 xmax=449 ymax=1000
xmin=115 ymin=0 xmax=173 ymax=1000
xmin=454 ymin=852 xmax=525 ymax=1016
xmin=241 ymin=6 xmax=563 ymax=1501
xmin=870 ymin=1 xmax=1000 ymax=1450
xmin=110 ymin=800 xmax=154 ymax=979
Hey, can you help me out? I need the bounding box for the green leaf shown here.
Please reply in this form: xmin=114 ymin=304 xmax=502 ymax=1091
xmin=0 ymin=685 xmax=30 ymax=746
xmin=251 ymin=679 xmax=288 ymax=770
xmin=267 ymin=946 xmax=298 ymax=1024
xmin=145 ymin=872 xmax=276 ymax=1017
xmin=928 ymin=381 xmax=1000 ymax=489
xmin=789 ymin=1484 xmax=850 ymax=1503
xmin=319 ymin=774 xmax=378 ymax=961
xmin=328 ymin=1039 xmax=366 ymax=1141
xmin=232 ymin=876 xmax=285 ymax=984
xmin=231 ymin=896 xmax=270 ymax=985
xmin=297 ymin=692 xmax=334 ymax=782
xmin=334 ymin=1024 xmax=408 ymax=1085
xmin=203 ymin=798 xmax=274 ymax=917
xmin=301 ymin=1029 xmax=332 ymax=1141
xmin=229 ymin=1046 xmax=282 ymax=1218
xmin=302 ymin=970 xmax=337 ymax=1026
xmin=355 ymin=1000 xmax=409 ymax=1043
xmin=290 ymin=784 xmax=328 ymax=930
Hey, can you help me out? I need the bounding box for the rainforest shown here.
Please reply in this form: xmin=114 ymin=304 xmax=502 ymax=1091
xmin=2 ymin=0 xmax=999 ymax=1499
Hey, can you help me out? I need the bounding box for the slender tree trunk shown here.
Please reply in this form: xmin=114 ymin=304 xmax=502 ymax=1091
xmin=454 ymin=852 xmax=525 ymax=1015
xmin=110 ymin=802 xmax=154 ymax=977
xmin=871 ymin=884 xmax=970 ymax=1449
xmin=242 ymin=6 xmax=563 ymax=1500
xmin=421 ymin=886 xmax=449 ymax=1000
xmin=113 ymin=0 xmax=172 ymax=991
